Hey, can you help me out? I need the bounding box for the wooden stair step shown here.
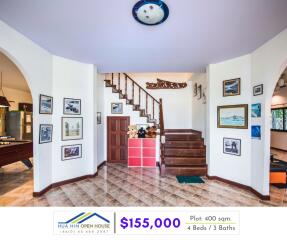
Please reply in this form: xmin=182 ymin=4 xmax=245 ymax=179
xmin=165 ymin=134 xmax=202 ymax=141
xmin=165 ymin=141 xmax=205 ymax=148
xmin=164 ymin=148 xmax=206 ymax=157
xmin=165 ymin=166 xmax=207 ymax=176
xmin=165 ymin=157 xmax=206 ymax=165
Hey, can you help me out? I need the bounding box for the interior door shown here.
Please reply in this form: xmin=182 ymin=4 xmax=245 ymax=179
xmin=107 ymin=116 xmax=130 ymax=163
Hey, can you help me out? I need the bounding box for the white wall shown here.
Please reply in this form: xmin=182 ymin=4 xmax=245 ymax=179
xmin=191 ymin=73 xmax=207 ymax=140
xmin=128 ymin=73 xmax=193 ymax=129
xmin=207 ymin=28 xmax=287 ymax=196
xmin=4 ymin=87 xmax=32 ymax=111
xmin=207 ymin=55 xmax=252 ymax=186
xmin=251 ymin=28 xmax=287 ymax=195
xmin=0 ymin=20 xmax=53 ymax=192
xmin=0 ymin=20 xmax=98 ymax=192
xmin=52 ymin=56 xmax=96 ymax=183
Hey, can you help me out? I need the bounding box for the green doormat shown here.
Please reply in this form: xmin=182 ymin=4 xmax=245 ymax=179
xmin=176 ymin=176 xmax=205 ymax=184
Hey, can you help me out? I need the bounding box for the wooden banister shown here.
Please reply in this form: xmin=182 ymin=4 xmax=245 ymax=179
xmin=124 ymin=73 xmax=160 ymax=104
xmin=159 ymin=98 xmax=166 ymax=176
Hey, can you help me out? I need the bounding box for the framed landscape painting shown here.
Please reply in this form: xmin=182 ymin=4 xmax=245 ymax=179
xmin=39 ymin=94 xmax=53 ymax=114
xmin=217 ymin=104 xmax=248 ymax=129
xmin=223 ymin=138 xmax=241 ymax=156
xmin=111 ymin=103 xmax=123 ymax=114
xmin=223 ymin=78 xmax=241 ymax=97
xmin=63 ymin=98 xmax=81 ymax=115
xmin=62 ymin=144 xmax=82 ymax=161
xmin=62 ymin=117 xmax=83 ymax=141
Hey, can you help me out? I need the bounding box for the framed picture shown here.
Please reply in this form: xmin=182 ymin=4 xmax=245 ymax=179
xmin=62 ymin=144 xmax=82 ymax=161
xmin=39 ymin=94 xmax=53 ymax=114
xmin=62 ymin=117 xmax=83 ymax=141
xmin=39 ymin=124 xmax=53 ymax=144
xmin=251 ymin=103 xmax=261 ymax=118
xmin=217 ymin=104 xmax=248 ymax=129
xmin=193 ymin=83 xmax=198 ymax=97
xmin=97 ymin=112 xmax=101 ymax=124
xmin=197 ymin=85 xmax=202 ymax=99
xmin=253 ymin=84 xmax=263 ymax=96
xmin=223 ymin=78 xmax=241 ymax=97
xmin=111 ymin=103 xmax=123 ymax=114
xmin=252 ymin=125 xmax=261 ymax=140
xmin=202 ymin=87 xmax=207 ymax=104
xmin=223 ymin=138 xmax=241 ymax=156
xmin=63 ymin=98 xmax=81 ymax=115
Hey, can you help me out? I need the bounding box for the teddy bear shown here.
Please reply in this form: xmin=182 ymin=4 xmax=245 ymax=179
xmin=137 ymin=127 xmax=146 ymax=138
xmin=127 ymin=125 xmax=138 ymax=139
xmin=145 ymin=126 xmax=157 ymax=138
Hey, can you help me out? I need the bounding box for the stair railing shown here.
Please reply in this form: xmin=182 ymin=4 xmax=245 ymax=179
xmin=123 ymin=73 xmax=160 ymax=122
xmin=159 ymin=98 xmax=166 ymax=176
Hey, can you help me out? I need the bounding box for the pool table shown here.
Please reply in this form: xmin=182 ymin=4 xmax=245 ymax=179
xmin=0 ymin=141 xmax=33 ymax=168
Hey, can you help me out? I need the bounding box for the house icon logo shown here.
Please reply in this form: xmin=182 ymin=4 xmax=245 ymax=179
xmin=54 ymin=211 xmax=114 ymax=235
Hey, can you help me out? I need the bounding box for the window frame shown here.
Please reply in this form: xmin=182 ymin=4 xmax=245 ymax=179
xmin=271 ymin=107 xmax=287 ymax=132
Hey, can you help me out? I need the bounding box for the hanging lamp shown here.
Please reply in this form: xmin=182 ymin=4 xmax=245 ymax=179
xmin=0 ymin=72 xmax=10 ymax=107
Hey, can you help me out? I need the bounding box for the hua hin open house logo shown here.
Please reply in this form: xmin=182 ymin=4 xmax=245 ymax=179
xmin=54 ymin=211 xmax=114 ymax=235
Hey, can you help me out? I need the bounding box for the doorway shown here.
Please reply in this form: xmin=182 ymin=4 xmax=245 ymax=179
xmin=0 ymin=51 xmax=34 ymax=206
xmin=107 ymin=116 xmax=130 ymax=163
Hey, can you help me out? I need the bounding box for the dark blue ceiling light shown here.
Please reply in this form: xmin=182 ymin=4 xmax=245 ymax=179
xmin=132 ymin=0 xmax=169 ymax=26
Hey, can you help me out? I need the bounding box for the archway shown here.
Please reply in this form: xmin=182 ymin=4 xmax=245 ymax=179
xmin=0 ymin=50 xmax=35 ymax=205
xmin=269 ymin=66 xmax=287 ymax=198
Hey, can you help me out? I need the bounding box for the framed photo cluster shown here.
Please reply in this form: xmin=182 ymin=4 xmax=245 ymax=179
xmin=193 ymin=83 xmax=205 ymax=102
xmin=38 ymin=94 xmax=83 ymax=160
xmin=62 ymin=98 xmax=83 ymax=161
xmin=39 ymin=94 xmax=53 ymax=144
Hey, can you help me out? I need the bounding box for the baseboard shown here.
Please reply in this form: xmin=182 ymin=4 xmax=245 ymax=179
xmin=207 ymin=175 xmax=270 ymax=201
xmin=98 ymin=161 xmax=107 ymax=169
xmin=33 ymin=172 xmax=98 ymax=197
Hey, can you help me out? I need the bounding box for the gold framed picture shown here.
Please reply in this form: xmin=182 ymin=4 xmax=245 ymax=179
xmin=223 ymin=78 xmax=241 ymax=97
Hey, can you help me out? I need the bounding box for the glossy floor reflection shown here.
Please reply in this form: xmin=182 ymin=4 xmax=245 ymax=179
xmin=0 ymin=162 xmax=287 ymax=206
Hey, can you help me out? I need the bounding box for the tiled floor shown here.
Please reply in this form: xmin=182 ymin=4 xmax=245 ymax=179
xmin=0 ymin=161 xmax=287 ymax=207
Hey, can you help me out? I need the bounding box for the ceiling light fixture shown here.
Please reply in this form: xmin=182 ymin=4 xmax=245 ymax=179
xmin=132 ymin=0 xmax=169 ymax=26
xmin=0 ymin=72 xmax=10 ymax=107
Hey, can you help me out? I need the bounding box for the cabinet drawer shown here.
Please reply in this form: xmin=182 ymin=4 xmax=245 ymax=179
xmin=128 ymin=157 xmax=141 ymax=167
xmin=128 ymin=139 xmax=142 ymax=147
xmin=143 ymin=139 xmax=156 ymax=148
xmin=128 ymin=147 xmax=141 ymax=157
xmin=143 ymin=148 xmax=156 ymax=157
xmin=143 ymin=158 xmax=156 ymax=167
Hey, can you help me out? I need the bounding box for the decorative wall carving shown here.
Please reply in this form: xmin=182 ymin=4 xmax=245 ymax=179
xmin=146 ymin=79 xmax=187 ymax=89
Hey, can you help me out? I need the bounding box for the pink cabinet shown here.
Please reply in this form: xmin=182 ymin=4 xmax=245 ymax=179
xmin=128 ymin=138 xmax=156 ymax=167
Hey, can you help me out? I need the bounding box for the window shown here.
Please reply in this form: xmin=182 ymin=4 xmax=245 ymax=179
xmin=271 ymin=108 xmax=287 ymax=131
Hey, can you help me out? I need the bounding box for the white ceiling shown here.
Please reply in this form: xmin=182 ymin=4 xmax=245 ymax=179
xmin=0 ymin=0 xmax=287 ymax=72
xmin=0 ymin=52 xmax=31 ymax=92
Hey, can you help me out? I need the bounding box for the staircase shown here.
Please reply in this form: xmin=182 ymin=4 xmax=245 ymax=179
xmin=104 ymin=73 xmax=207 ymax=177
xmin=160 ymin=129 xmax=207 ymax=176
xmin=104 ymin=73 xmax=159 ymax=125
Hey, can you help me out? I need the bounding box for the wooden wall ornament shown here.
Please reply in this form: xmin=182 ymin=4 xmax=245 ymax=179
xmin=146 ymin=79 xmax=187 ymax=89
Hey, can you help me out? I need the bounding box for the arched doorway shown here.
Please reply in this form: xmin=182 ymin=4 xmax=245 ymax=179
xmin=0 ymin=51 xmax=34 ymax=205
xmin=269 ymin=67 xmax=287 ymax=200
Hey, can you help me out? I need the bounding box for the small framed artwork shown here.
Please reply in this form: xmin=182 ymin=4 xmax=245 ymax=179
xmin=193 ymin=83 xmax=198 ymax=97
xmin=217 ymin=104 xmax=248 ymax=129
xmin=223 ymin=138 xmax=241 ymax=156
xmin=63 ymin=98 xmax=81 ymax=115
xmin=62 ymin=117 xmax=83 ymax=141
xmin=252 ymin=125 xmax=261 ymax=140
xmin=253 ymin=84 xmax=263 ymax=96
xmin=251 ymin=103 xmax=261 ymax=118
xmin=62 ymin=144 xmax=82 ymax=161
xmin=197 ymin=85 xmax=202 ymax=99
xmin=111 ymin=103 xmax=123 ymax=114
xmin=97 ymin=112 xmax=101 ymax=124
xmin=223 ymin=78 xmax=241 ymax=97
xmin=39 ymin=94 xmax=53 ymax=114
xmin=39 ymin=124 xmax=53 ymax=144
xmin=202 ymin=88 xmax=207 ymax=104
